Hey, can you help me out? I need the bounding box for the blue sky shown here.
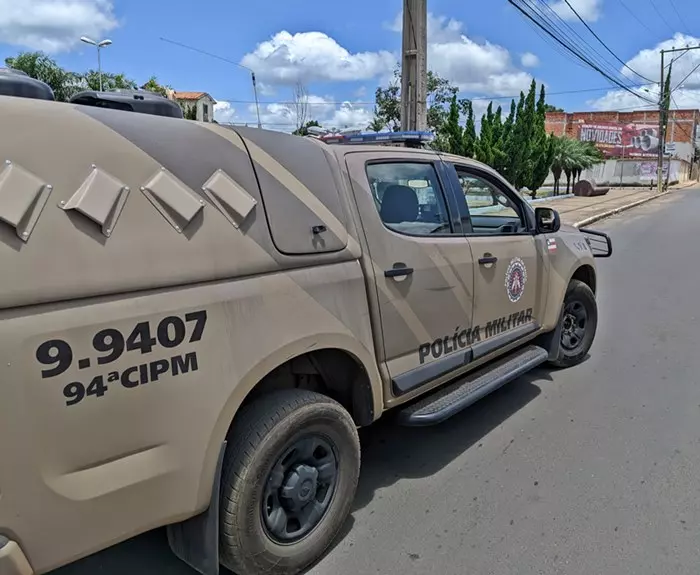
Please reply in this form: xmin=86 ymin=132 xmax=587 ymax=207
xmin=2 ymin=0 xmax=700 ymax=130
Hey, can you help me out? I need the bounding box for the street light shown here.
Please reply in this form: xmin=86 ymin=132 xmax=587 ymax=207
xmin=80 ymin=36 xmax=112 ymax=92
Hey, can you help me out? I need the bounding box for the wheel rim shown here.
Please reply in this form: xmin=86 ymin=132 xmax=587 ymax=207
xmin=561 ymin=300 xmax=588 ymax=352
xmin=261 ymin=435 xmax=339 ymax=544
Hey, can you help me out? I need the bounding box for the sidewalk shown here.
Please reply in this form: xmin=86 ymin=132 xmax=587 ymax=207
xmin=531 ymin=180 xmax=698 ymax=226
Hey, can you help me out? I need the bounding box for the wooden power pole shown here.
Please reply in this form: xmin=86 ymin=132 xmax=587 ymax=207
xmin=401 ymin=0 xmax=428 ymax=132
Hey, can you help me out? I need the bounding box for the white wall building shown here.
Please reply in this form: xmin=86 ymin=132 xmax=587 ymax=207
xmin=170 ymin=91 xmax=217 ymax=123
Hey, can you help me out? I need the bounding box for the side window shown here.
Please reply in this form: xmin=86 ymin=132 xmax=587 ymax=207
xmin=366 ymin=162 xmax=454 ymax=236
xmin=455 ymin=168 xmax=526 ymax=235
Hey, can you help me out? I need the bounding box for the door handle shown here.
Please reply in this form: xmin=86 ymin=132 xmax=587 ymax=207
xmin=384 ymin=266 xmax=414 ymax=278
xmin=478 ymin=255 xmax=498 ymax=265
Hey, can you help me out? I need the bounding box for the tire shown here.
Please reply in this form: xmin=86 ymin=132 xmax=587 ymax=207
xmin=548 ymin=279 xmax=598 ymax=368
xmin=219 ymin=389 xmax=360 ymax=575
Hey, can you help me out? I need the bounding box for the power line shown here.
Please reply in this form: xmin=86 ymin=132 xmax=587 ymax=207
xmin=614 ymin=0 xmax=657 ymax=34
xmin=559 ymin=0 xmax=654 ymax=83
xmin=648 ymin=0 xmax=676 ymax=34
xmin=508 ymin=0 xmax=657 ymax=104
xmin=216 ymin=82 xmax=654 ymax=107
xmin=672 ymin=59 xmax=700 ymax=93
xmin=530 ymin=0 xmax=629 ymax=83
xmin=523 ymin=0 xmax=653 ymax=95
xmin=667 ymin=0 xmax=692 ymax=36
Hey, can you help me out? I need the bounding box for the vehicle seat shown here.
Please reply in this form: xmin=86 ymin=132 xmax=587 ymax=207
xmin=380 ymin=184 xmax=419 ymax=224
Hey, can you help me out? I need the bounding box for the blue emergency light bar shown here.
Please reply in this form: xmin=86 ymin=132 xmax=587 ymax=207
xmin=320 ymin=130 xmax=435 ymax=146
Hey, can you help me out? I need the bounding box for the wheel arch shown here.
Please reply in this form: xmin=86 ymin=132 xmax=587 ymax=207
xmin=195 ymin=333 xmax=382 ymax=509
xmin=571 ymin=264 xmax=596 ymax=294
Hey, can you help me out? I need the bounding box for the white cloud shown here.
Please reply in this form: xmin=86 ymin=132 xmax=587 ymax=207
xmin=521 ymin=52 xmax=540 ymax=68
xmin=242 ymin=11 xmax=533 ymax=98
xmin=550 ymin=0 xmax=603 ymax=22
xmin=216 ymin=93 xmax=374 ymax=132
xmin=240 ymin=31 xmax=396 ymax=85
xmin=425 ymin=13 xmax=534 ymax=96
xmin=214 ymin=101 xmax=237 ymax=123
xmin=0 ymin=0 xmax=118 ymax=53
xmin=590 ymin=33 xmax=700 ymax=111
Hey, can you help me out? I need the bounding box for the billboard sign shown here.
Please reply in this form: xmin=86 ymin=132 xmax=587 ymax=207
xmin=578 ymin=122 xmax=661 ymax=158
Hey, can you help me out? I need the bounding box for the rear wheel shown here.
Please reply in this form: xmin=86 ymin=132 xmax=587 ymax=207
xmin=219 ymin=390 xmax=360 ymax=575
xmin=549 ymin=279 xmax=598 ymax=368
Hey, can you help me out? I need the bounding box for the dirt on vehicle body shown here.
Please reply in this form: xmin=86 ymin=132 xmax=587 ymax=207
xmin=0 ymin=92 xmax=610 ymax=575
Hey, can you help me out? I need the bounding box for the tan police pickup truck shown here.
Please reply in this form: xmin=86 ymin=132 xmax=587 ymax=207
xmin=0 ymin=76 xmax=611 ymax=575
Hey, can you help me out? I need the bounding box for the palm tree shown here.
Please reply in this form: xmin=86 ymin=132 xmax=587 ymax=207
xmin=550 ymin=137 xmax=604 ymax=195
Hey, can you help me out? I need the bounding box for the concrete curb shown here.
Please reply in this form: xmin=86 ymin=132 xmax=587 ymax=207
xmin=573 ymin=190 xmax=673 ymax=228
xmin=573 ymin=180 xmax=697 ymax=227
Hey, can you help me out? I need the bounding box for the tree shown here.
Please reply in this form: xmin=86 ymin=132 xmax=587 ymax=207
xmin=462 ymin=100 xmax=477 ymax=158
xmin=182 ymin=104 xmax=198 ymax=121
xmin=367 ymin=114 xmax=386 ymax=132
xmin=441 ymin=93 xmax=463 ymax=155
xmin=141 ymin=75 xmax=170 ymax=97
xmin=292 ymin=82 xmax=309 ymax=134
xmin=292 ymin=119 xmax=321 ymax=136
xmin=494 ymin=100 xmax=516 ymax=176
xmin=527 ymin=84 xmax=555 ymax=198
xmin=373 ymin=69 xmax=401 ymax=132
xmin=550 ymin=137 xmax=604 ymax=195
xmin=5 ymin=51 xmax=79 ymax=101
xmin=475 ymin=102 xmax=497 ymax=166
xmin=80 ymin=70 xmax=137 ymax=92
xmin=515 ymin=80 xmax=538 ymax=190
xmin=544 ymin=104 xmax=564 ymax=112
xmin=372 ymin=67 xmax=465 ymax=135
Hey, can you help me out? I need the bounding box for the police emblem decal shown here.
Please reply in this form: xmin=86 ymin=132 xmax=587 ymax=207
xmin=505 ymin=257 xmax=527 ymax=303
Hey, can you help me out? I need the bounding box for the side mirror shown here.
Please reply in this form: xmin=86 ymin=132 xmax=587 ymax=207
xmin=535 ymin=207 xmax=561 ymax=233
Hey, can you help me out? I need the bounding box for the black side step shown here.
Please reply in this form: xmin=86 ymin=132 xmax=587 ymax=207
xmin=398 ymin=345 xmax=549 ymax=427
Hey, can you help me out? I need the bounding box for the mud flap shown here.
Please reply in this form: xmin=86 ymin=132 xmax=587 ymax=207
xmin=539 ymin=305 xmax=565 ymax=362
xmin=167 ymin=441 xmax=226 ymax=575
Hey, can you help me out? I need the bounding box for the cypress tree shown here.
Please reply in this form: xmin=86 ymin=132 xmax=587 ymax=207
xmin=495 ymin=100 xmax=516 ymax=177
xmin=444 ymin=94 xmax=464 ymax=155
xmin=505 ymin=92 xmax=525 ymax=186
xmin=462 ymin=101 xmax=477 ymax=158
xmin=476 ymin=102 xmax=496 ymax=167
xmin=528 ymin=83 xmax=555 ymax=197
xmin=514 ymin=80 xmax=537 ymax=190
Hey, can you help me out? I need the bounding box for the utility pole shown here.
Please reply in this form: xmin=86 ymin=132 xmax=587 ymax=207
xmin=656 ymin=45 xmax=700 ymax=192
xmin=400 ymin=0 xmax=427 ymax=131
xmin=657 ymin=49 xmax=665 ymax=193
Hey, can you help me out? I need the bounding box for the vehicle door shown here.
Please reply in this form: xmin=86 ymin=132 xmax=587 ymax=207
xmin=444 ymin=162 xmax=549 ymax=359
xmin=344 ymin=151 xmax=477 ymax=400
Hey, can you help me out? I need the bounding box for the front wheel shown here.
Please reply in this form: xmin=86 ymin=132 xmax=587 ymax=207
xmin=549 ymin=279 xmax=598 ymax=368
xmin=219 ymin=389 xmax=360 ymax=575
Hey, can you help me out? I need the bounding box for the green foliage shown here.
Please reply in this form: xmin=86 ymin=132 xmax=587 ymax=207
xmin=141 ymin=75 xmax=170 ymax=97
xmin=372 ymin=67 xmax=466 ymax=135
xmin=367 ymin=114 xmax=386 ymax=132
xmin=441 ymin=94 xmax=464 ymax=155
xmin=182 ymin=104 xmax=198 ymax=121
xmin=5 ymin=51 xmax=165 ymax=104
xmin=475 ymin=102 xmax=496 ymax=166
xmin=550 ymin=137 xmax=604 ymax=194
xmin=292 ymin=119 xmax=321 ymax=136
xmin=370 ymin=70 xmax=602 ymax=194
xmin=462 ymin=100 xmax=477 ymax=158
xmin=81 ymin=70 xmax=137 ymax=92
xmin=5 ymin=51 xmax=80 ymax=101
xmin=526 ymin=84 xmax=554 ymax=197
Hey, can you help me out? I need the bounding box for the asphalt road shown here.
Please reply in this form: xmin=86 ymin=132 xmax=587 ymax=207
xmin=54 ymin=188 xmax=700 ymax=575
